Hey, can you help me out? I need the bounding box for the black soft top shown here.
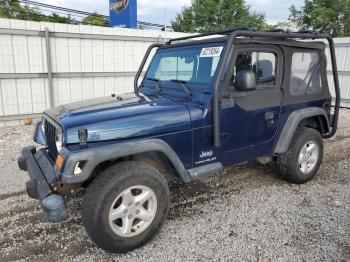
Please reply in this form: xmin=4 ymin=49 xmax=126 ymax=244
xmin=160 ymin=35 xmax=326 ymax=50
xmin=235 ymin=37 xmax=326 ymax=50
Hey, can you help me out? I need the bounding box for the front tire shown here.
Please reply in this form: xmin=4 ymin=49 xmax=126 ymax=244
xmin=278 ymin=127 xmax=323 ymax=184
xmin=82 ymin=161 xmax=170 ymax=253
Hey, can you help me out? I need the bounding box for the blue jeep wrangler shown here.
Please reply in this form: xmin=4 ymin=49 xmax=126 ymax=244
xmin=18 ymin=28 xmax=340 ymax=253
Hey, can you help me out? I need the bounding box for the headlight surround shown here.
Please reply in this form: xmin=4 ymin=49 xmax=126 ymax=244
xmin=33 ymin=119 xmax=47 ymax=146
xmin=55 ymin=129 xmax=63 ymax=152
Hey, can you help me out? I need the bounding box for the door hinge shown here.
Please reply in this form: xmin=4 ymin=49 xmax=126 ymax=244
xmin=220 ymin=133 xmax=231 ymax=143
xmin=220 ymin=98 xmax=235 ymax=109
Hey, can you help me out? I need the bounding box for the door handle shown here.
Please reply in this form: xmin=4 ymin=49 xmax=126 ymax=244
xmin=265 ymin=111 xmax=275 ymax=124
xmin=265 ymin=111 xmax=275 ymax=120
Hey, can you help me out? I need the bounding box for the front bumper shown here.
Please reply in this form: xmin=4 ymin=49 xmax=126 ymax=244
xmin=18 ymin=146 xmax=68 ymax=223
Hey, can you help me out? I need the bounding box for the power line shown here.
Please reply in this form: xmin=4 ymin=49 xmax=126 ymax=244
xmin=23 ymin=5 xmax=87 ymax=19
xmin=21 ymin=0 xmax=108 ymax=18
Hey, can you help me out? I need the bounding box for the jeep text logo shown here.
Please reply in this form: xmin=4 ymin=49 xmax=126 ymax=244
xmin=200 ymin=150 xmax=213 ymax=158
xmin=110 ymin=0 xmax=129 ymax=12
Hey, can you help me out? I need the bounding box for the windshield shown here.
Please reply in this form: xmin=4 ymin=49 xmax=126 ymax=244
xmin=144 ymin=43 xmax=225 ymax=88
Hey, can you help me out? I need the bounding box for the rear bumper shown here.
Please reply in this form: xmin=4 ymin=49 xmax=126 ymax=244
xmin=18 ymin=146 xmax=68 ymax=223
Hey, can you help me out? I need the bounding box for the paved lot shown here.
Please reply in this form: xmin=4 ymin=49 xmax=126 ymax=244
xmin=0 ymin=110 xmax=349 ymax=261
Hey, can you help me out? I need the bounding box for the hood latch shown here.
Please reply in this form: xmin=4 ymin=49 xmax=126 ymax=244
xmin=78 ymin=128 xmax=88 ymax=149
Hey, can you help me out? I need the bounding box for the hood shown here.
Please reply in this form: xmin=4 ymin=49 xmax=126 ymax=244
xmin=44 ymin=93 xmax=191 ymax=144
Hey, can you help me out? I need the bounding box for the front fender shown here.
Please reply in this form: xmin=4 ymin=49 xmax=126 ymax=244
xmin=59 ymin=139 xmax=191 ymax=184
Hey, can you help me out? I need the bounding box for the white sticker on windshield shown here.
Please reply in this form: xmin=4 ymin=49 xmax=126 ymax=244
xmin=200 ymin=46 xmax=223 ymax=57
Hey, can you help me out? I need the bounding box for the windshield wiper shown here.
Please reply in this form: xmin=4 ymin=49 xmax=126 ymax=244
xmin=145 ymin=77 xmax=163 ymax=93
xmin=169 ymin=79 xmax=192 ymax=96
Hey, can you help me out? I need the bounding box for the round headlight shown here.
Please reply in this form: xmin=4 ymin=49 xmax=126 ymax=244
xmin=55 ymin=130 xmax=63 ymax=152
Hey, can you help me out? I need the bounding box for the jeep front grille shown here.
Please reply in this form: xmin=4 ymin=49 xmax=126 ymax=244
xmin=43 ymin=118 xmax=58 ymax=160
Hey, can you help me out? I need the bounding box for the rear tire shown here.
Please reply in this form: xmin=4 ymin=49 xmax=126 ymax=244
xmin=278 ymin=127 xmax=323 ymax=184
xmin=82 ymin=161 xmax=170 ymax=253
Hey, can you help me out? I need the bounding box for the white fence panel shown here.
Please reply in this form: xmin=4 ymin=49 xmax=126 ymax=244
xmin=0 ymin=18 xmax=188 ymax=124
xmin=325 ymin=37 xmax=350 ymax=107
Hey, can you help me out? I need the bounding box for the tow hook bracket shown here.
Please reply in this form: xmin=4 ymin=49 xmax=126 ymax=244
xmin=41 ymin=194 xmax=69 ymax=223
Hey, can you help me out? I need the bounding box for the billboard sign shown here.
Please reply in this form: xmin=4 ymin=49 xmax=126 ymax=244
xmin=110 ymin=0 xmax=129 ymax=12
xmin=109 ymin=0 xmax=137 ymax=28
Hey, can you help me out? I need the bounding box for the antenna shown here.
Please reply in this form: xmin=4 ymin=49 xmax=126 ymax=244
xmin=163 ymin=8 xmax=167 ymax=43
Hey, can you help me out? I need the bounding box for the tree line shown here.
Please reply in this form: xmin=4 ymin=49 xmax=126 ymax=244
xmin=173 ymin=0 xmax=350 ymax=37
xmin=0 ymin=0 xmax=108 ymax=26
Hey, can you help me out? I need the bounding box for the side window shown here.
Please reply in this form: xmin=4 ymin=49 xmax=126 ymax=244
xmin=290 ymin=52 xmax=321 ymax=96
xmin=234 ymin=51 xmax=277 ymax=87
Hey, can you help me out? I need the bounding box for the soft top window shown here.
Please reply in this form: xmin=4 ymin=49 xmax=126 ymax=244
xmin=290 ymin=52 xmax=322 ymax=96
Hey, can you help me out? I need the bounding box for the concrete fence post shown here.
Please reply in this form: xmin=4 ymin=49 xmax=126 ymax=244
xmin=44 ymin=27 xmax=54 ymax=109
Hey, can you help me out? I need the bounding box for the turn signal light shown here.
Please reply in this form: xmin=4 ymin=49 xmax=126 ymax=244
xmin=55 ymin=154 xmax=64 ymax=170
xmin=32 ymin=124 xmax=37 ymax=136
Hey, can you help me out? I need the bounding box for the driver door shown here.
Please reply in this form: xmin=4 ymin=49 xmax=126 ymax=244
xmin=220 ymin=45 xmax=283 ymax=155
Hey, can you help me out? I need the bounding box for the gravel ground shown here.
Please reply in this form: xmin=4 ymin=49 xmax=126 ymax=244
xmin=0 ymin=110 xmax=349 ymax=261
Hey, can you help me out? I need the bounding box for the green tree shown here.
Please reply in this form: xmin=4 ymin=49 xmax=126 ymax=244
xmin=49 ymin=13 xmax=78 ymax=24
xmin=172 ymin=0 xmax=266 ymax=33
xmin=289 ymin=0 xmax=350 ymax=37
xmin=0 ymin=0 xmax=31 ymax=19
xmin=0 ymin=0 xmax=79 ymax=25
xmin=82 ymin=13 xmax=109 ymax=27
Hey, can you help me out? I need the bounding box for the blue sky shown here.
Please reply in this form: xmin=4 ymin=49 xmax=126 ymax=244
xmin=40 ymin=0 xmax=305 ymax=25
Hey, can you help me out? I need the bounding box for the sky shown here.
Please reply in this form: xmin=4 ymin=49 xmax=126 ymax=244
xmin=39 ymin=0 xmax=305 ymax=25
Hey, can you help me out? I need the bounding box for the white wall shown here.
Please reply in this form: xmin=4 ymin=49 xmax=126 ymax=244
xmin=325 ymin=37 xmax=350 ymax=107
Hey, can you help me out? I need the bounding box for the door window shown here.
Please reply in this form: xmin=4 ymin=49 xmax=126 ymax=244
xmin=234 ymin=51 xmax=277 ymax=87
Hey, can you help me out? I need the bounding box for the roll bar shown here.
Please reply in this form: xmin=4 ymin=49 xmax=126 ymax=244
xmin=134 ymin=28 xmax=340 ymax=147
xmin=134 ymin=43 xmax=163 ymax=95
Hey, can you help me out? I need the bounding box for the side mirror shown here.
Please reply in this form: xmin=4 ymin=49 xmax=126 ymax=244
xmin=235 ymin=71 xmax=256 ymax=92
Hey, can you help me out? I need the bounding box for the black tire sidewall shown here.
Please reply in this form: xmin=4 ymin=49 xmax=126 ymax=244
xmin=83 ymin=162 xmax=169 ymax=253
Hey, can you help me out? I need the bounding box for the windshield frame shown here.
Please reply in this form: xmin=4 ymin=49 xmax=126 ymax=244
xmin=141 ymin=41 xmax=226 ymax=93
